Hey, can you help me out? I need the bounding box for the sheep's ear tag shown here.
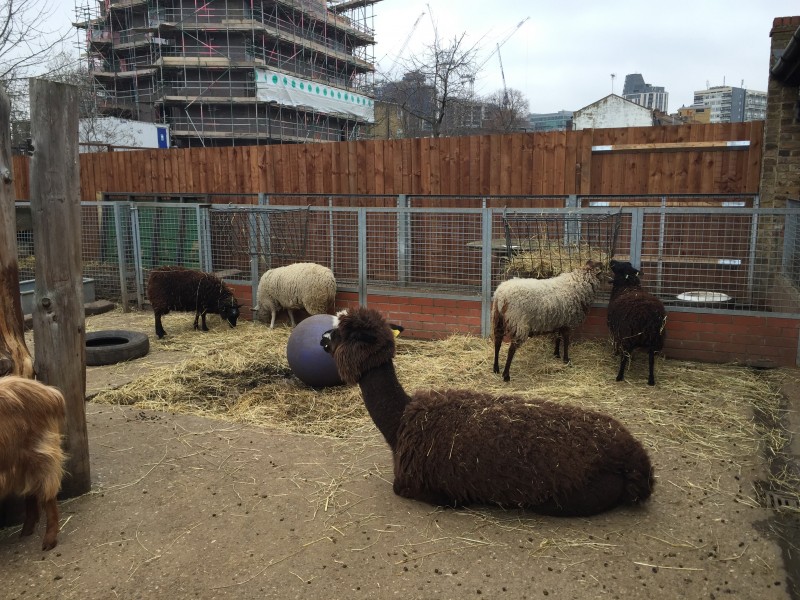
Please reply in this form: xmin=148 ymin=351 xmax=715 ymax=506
xmin=390 ymin=323 xmax=404 ymax=337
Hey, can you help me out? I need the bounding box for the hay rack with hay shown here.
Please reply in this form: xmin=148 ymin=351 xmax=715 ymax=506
xmin=501 ymin=210 xmax=622 ymax=279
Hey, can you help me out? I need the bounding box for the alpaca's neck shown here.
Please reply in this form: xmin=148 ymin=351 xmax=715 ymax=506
xmin=358 ymin=361 xmax=410 ymax=451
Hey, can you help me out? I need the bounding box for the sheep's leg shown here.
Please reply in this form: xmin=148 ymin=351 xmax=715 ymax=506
xmin=288 ymin=309 xmax=296 ymax=327
xmin=616 ymin=351 xmax=629 ymax=382
xmin=493 ymin=336 xmax=503 ymax=374
xmin=553 ymin=335 xmax=561 ymax=358
xmin=41 ymin=498 xmax=60 ymax=551
xmin=559 ymin=328 xmax=571 ymax=364
xmin=647 ymin=349 xmax=656 ymax=386
xmin=269 ymin=310 xmax=277 ymax=329
xmin=154 ymin=312 xmax=167 ymax=339
xmin=200 ymin=311 xmax=209 ymax=331
xmin=193 ymin=310 xmax=201 ymax=330
xmin=501 ymin=341 xmax=519 ymax=382
xmin=20 ymin=495 xmax=40 ymax=537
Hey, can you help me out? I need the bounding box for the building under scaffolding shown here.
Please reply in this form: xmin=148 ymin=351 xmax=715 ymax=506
xmin=74 ymin=0 xmax=380 ymax=147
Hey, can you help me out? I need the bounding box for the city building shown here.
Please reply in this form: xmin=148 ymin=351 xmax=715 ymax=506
xmin=676 ymin=105 xmax=712 ymax=124
xmin=572 ymin=94 xmax=654 ymax=131
xmin=622 ymin=73 xmax=669 ymax=113
xmin=692 ymin=85 xmax=767 ymax=123
xmin=527 ymin=110 xmax=573 ymax=132
xmin=74 ymin=0 xmax=380 ymax=148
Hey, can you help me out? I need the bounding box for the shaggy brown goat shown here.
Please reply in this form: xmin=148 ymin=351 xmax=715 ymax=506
xmin=0 ymin=376 xmax=66 ymax=550
xmin=147 ymin=266 xmax=240 ymax=339
xmin=607 ymin=260 xmax=667 ymax=386
xmin=321 ymin=307 xmax=654 ymax=516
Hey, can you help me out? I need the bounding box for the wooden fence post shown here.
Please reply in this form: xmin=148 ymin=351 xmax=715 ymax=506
xmin=29 ymin=78 xmax=90 ymax=497
xmin=0 ymin=87 xmax=34 ymax=378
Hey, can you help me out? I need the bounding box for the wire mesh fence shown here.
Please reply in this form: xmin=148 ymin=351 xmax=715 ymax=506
xmin=12 ymin=199 xmax=800 ymax=332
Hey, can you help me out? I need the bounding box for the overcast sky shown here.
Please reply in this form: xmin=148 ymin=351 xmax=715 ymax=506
xmin=42 ymin=1 xmax=799 ymax=115
xmin=372 ymin=0 xmax=799 ymax=114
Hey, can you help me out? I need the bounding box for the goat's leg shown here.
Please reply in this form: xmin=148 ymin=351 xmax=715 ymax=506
xmin=647 ymin=349 xmax=656 ymax=386
xmin=501 ymin=341 xmax=519 ymax=382
xmin=20 ymin=495 xmax=40 ymax=537
xmin=560 ymin=328 xmax=571 ymax=364
xmin=41 ymin=498 xmax=59 ymax=551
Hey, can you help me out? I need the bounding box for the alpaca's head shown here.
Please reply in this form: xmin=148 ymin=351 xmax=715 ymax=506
xmin=609 ymin=259 xmax=641 ymax=287
xmin=320 ymin=307 xmax=402 ymax=384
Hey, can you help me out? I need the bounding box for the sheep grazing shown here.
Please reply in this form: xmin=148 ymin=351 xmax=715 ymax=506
xmin=321 ymin=307 xmax=654 ymax=516
xmin=607 ymin=260 xmax=667 ymax=386
xmin=146 ymin=266 xmax=240 ymax=339
xmin=0 ymin=376 xmax=66 ymax=550
xmin=492 ymin=260 xmax=603 ymax=382
xmin=256 ymin=262 xmax=336 ymax=328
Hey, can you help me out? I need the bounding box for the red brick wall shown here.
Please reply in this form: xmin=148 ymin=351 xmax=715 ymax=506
xmin=235 ymin=283 xmax=799 ymax=367
xmin=334 ymin=292 xmax=800 ymax=368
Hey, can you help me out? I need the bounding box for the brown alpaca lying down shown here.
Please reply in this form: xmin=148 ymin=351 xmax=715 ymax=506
xmin=321 ymin=307 xmax=654 ymax=516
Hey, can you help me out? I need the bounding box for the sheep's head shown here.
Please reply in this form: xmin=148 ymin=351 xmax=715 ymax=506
xmin=609 ymin=260 xmax=642 ymax=287
xmin=320 ymin=307 xmax=403 ymax=384
xmin=220 ymin=299 xmax=241 ymax=328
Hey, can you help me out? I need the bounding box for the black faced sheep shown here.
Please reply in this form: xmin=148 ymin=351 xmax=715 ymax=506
xmin=492 ymin=260 xmax=603 ymax=381
xmin=321 ymin=307 xmax=654 ymax=516
xmin=607 ymin=260 xmax=667 ymax=386
xmin=0 ymin=376 xmax=66 ymax=550
xmin=256 ymin=262 xmax=336 ymax=328
xmin=146 ymin=266 xmax=241 ymax=339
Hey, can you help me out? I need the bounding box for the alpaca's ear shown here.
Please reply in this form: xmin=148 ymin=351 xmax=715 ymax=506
xmin=352 ymin=330 xmax=378 ymax=345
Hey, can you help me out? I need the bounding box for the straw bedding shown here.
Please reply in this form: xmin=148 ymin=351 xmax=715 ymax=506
xmin=87 ymin=309 xmax=797 ymax=508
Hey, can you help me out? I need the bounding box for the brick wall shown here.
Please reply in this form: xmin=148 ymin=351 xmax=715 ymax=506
xmin=334 ymin=292 xmax=800 ymax=368
xmin=761 ymin=16 xmax=800 ymax=208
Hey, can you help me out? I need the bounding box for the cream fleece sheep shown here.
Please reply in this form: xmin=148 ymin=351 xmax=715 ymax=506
xmin=256 ymin=262 xmax=336 ymax=328
xmin=492 ymin=260 xmax=603 ymax=381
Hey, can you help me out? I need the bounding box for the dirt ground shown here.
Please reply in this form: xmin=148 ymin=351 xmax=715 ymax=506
xmin=1 ymin=309 xmax=799 ymax=600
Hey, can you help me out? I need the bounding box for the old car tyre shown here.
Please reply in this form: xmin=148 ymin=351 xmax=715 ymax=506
xmin=85 ymin=330 xmax=150 ymax=366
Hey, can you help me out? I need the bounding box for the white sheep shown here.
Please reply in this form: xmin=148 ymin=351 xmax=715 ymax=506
xmin=492 ymin=260 xmax=603 ymax=381
xmin=256 ymin=262 xmax=336 ymax=328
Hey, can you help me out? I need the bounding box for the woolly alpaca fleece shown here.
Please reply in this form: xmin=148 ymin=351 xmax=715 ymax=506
xmin=257 ymin=262 xmax=336 ymax=328
xmin=607 ymin=260 xmax=667 ymax=386
xmin=0 ymin=376 xmax=66 ymax=550
xmin=492 ymin=260 xmax=603 ymax=380
xmin=322 ymin=307 xmax=654 ymax=516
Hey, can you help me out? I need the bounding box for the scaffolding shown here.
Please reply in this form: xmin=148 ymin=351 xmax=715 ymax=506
xmin=73 ymin=0 xmax=381 ymax=147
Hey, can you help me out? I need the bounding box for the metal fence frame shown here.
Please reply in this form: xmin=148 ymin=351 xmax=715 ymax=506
xmin=14 ymin=196 xmax=800 ymax=337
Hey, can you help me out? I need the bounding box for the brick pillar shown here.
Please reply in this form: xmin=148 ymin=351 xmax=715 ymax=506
xmin=761 ymin=16 xmax=800 ymax=208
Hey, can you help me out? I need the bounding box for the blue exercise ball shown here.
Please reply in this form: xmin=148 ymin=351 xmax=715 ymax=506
xmin=286 ymin=314 xmax=343 ymax=388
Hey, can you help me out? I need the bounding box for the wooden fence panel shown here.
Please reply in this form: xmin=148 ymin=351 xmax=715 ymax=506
xmin=9 ymin=121 xmax=766 ymax=202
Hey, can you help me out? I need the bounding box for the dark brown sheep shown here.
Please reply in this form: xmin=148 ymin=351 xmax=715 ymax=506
xmin=146 ymin=266 xmax=240 ymax=339
xmin=607 ymin=260 xmax=667 ymax=386
xmin=0 ymin=376 xmax=66 ymax=550
xmin=321 ymin=307 xmax=654 ymax=516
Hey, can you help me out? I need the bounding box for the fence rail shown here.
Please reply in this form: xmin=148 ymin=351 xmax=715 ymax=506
xmin=14 ymin=196 xmax=800 ymax=336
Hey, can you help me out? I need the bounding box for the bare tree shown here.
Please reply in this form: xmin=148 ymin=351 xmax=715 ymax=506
xmin=379 ymin=26 xmax=481 ymax=138
xmin=0 ymin=0 xmax=72 ymax=150
xmin=482 ymin=88 xmax=531 ymax=133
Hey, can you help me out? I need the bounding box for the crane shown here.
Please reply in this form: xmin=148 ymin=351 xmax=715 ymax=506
xmin=497 ymin=43 xmax=509 ymax=109
xmin=379 ymin=11 xmax=425 ymax=78
xmin=476 ymin=16 xmax=530 ymax=71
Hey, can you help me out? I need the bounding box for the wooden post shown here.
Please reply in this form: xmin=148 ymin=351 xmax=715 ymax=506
xmin=0 ymin=88 xmax=34 ymax=378
xmin=29 ymin=78 xmax=90 ymax=497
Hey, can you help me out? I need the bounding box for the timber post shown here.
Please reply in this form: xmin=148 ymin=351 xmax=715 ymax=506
xmin=0 ymin=87 xmax=34 ymax=378
xmin=29 ymin=78 xmax=91 ymax=497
